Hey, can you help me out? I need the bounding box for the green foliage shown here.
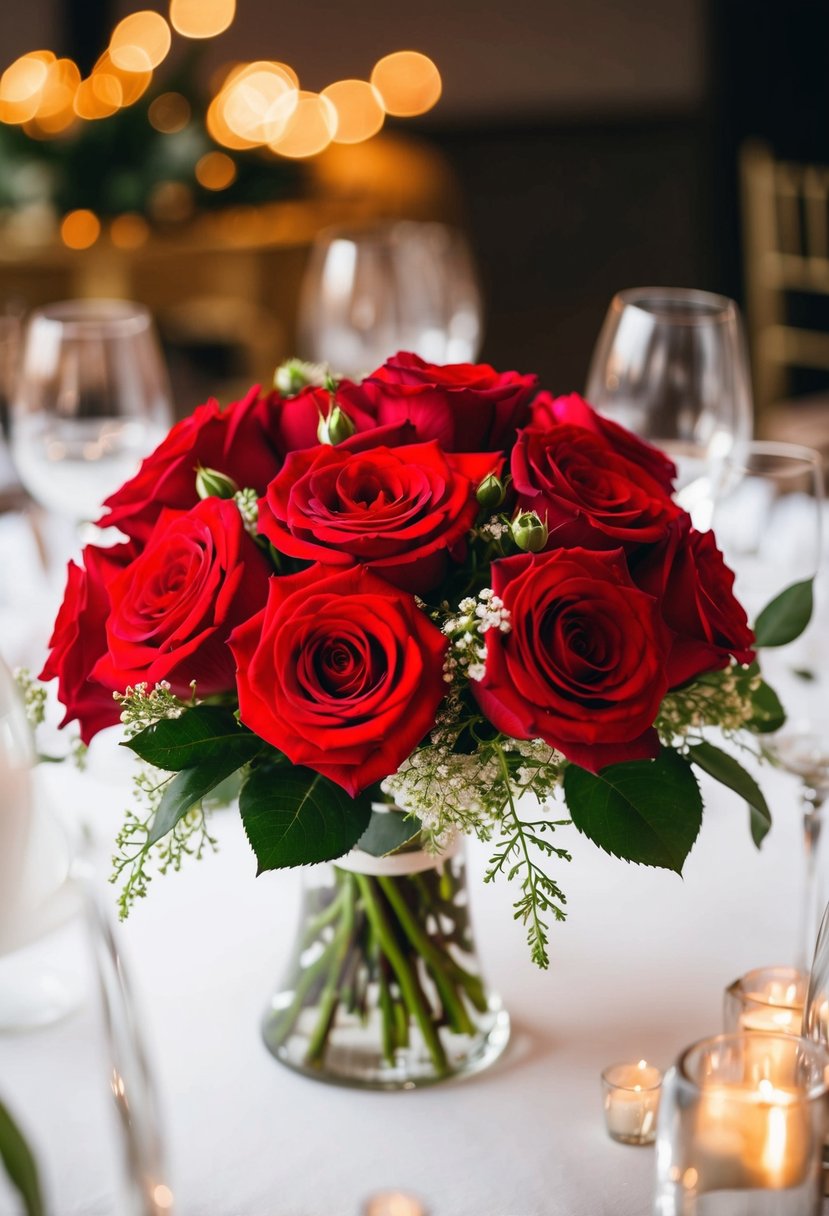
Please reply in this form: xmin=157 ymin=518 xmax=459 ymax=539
xmin=239 ymin=764 xmax=373 ymax=873
xmin=357 ymin=806 xmax=423 ymax=857
xmin=123 ymin=705 xmax=262 ymax=772
xmin=687 ymin=740 xmax=771 ymax=847
xmin=564 ymin=749 xmax=703 ymax=873
xmin=148 ymin=755 xmax=253 ymax=845
xmin=0 ymin=1099 xmax=43 ymax=1216
xmin=753 ymin=579 xmax=814 ymax=647
xmin=111 ymin=765 xmax=219 ymax=919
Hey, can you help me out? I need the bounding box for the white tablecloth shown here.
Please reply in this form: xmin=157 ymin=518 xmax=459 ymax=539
xmin=1 ymin=504 xmax=827 ymax=1216
xmin=0 ymin=743 xmax=817 ymax=1216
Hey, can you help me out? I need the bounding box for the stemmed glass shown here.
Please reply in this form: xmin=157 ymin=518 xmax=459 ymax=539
xmin=298 ymin=220 xmax=483 ymax=377
xmin=585 ymin=288 xmax=753 ymax=519
xmin=708 ymin=440 xmax=825 ymax=966
xmin=10 ymin=300 xmax=172 ymax=527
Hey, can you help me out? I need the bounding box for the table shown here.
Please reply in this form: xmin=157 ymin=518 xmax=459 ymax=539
xmin=0 ymin=736 xmax=816 ymax=1216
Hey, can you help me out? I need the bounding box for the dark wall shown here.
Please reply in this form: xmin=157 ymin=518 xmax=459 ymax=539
xmin=429 ymin=116 xmax=712 ymax=389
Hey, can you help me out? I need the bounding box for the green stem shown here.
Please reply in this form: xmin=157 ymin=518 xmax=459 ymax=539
xmin=377 ymin=875 xmax=477 ymax=1037
xmin=355 ymin=874 xmax=449 ymax=1075
xmin=306 ymin=875 xmax=357 ymax=1064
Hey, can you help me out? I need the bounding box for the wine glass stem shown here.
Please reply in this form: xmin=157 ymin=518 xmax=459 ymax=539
xmin=801 ymin=786 xmax=828 ymax=970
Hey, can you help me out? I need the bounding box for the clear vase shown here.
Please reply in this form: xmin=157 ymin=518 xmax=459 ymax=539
xmin=262 ymin=843 xmax=510 ymax=1089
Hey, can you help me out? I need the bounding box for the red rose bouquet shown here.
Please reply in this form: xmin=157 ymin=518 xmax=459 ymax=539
xmin=39 ymin=353 xmax=803 ymax=1084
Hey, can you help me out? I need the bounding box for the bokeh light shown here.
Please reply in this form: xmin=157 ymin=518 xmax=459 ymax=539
xmin=322 ymin=79 xmax=384 ymax=144
xmin=61 ymin=209 xmax=101 ymax=249
xmin=74 ymin=73 xmax=121 ymax=120
xmin=269 ymin=90 xmax=338 ymax=159
xmin=221 ymin=62 xmax=298 ymax=145
xmin=110 ymin=213 xmax=150 ymax=248
xmin=195 ymin=150 xmax=237 ymax=190
xmin=93 ymin=51 xmax=152 ymax=107
xmin=148 ymin=180 xmax=194 ymax=223
xmin=148 ymin=92 xmax=191 ymax=133
xmin=109 ymin=11 xmax=171 ymax=73
xmin=170 ymin=0 xmax=236 ymax=39
xmin=370 ymin=51 xmax=442 ymax=117
xmin=0 ymin=53 xmax=53 ymax=124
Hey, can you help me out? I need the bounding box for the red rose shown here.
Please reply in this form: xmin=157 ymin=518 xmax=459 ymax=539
xmin=342 ymin=351 xmax=538 ymax=452
xmin=532 ymin=392 xmax=677 ymax=492
xmin=39 ymin=542 xmax=134 ymax=744
xmin=511 ymin=422 xmax=681 ymax=549
xmin=268 ymin=383 xmax=380 ymax=453
xmin=229 ymin=564 xmax=448 ymax=796
xmin=473 ymin=547 xmax=670 ymax=772
xmin=93 ymin=497 xmax=270 ymax=697
xmin=99 ymin=386 xmax=284 ymax=542
xmin=257 ymin=440 xmax=499 ymax=593
xmin=633 ymin=515 xmax=755 ymax=687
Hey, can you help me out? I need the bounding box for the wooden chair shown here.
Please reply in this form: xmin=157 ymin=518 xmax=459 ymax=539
xmin=740 ymin=140 xmax=829 ymax=425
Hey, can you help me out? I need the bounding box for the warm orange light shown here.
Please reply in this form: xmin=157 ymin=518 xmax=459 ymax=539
xmin=0 ymin=53 xmax=53 ymax=124
xmin=170 ymin=0 xmax=236 ymax=39
xmin=35 ymin=58 xmax=80 ymax=117
xmin=322 ymin=79 xmax=384 ymax=145
xmin=74 ymin=73 xmax=122 ymax=120
xmin=148 ymin=91 xmax=191 ymax=133
xmin=221 ymin=62 xmax=298 ymax=145
xmin=195 ymin=150 xmax=237 ymax=190
xmin=269 ymin=90 xmax=337 ymax=159
xmin=93 ymin=52 xmax=152 ymax=107
xmin=110 ymin=11 xmax=171 ymax=73
xmin=110 ymin=213 xmax=150 ymax=248
xmin=61 ymin=209 xmax=101 ymax=249
xmin=370 ymin=50 xmax=441 ymax=117
xmin=206 ymin=94 xmax=257 ymax=149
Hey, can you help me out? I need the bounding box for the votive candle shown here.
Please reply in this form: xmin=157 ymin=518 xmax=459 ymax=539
xmin=601 ymin=1059 xmax=662 ymax=1145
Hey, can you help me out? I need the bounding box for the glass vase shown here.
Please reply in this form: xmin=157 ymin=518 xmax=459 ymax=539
xmin=262 ymin=842 xmax=510 ymax=1089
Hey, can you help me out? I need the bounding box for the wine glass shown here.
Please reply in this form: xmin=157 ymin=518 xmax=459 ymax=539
xmin=585 ymin=287 xmax=753 ymax=518
xmin=298 ymin=220 xmax=483 ymax=377
xmin=708 ymin=440 xmax=825 ymax=966
xmin=10 ymin=300 xmax=172 ymax=526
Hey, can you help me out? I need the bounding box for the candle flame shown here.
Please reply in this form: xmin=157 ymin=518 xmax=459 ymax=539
xmin=761 ymin=1102 xmax=789 ymax=1185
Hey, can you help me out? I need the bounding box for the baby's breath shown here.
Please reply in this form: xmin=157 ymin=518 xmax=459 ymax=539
xmin=113 ymin=681 xmax=190 ymax=735
xmin=14 ymin=667 xmax=47 ymax=728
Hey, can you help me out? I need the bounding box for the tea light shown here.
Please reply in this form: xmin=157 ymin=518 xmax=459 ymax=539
xmin=724 ymin=966 xmax=807 ymax=1038
xmin=693 ymin=1078 xmax=812 ymax=1191
xmin=362 ymin=1192 xmax=426 ymax=1216
xmin=601 ymin=1059 xmax=662 ymax=1144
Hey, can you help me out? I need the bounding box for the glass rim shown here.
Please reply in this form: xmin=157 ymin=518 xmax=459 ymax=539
xmin=28 ymin=299 xmax=152 ymax=336
xmin=611 ymin=286 xmax=737 ymax=324
xmin=726 ymin=965 xmax=809 ymax=1014
xmin=600 ymin=1060 xmax=663 ymax=1092
xmin=677 ymin=1031 xmax=829 ymax=1101
xmin=721 ymin=438 xmax=824 ymax=470
xmin=313 ymin=218 xmax=463 ymax=246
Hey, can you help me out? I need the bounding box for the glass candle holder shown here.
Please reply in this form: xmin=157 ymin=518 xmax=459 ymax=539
xmin=601 ymin=1059 xmax=662 ymax=1145
xmin=724 ymin=966 xmax=809 ymax=1036
xmin=653 ymin=1033 xmax=829 ymax=1215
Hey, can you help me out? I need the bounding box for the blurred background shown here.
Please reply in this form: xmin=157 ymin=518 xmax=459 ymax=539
xmin=0 ymin=0 xmax=826 ymax=444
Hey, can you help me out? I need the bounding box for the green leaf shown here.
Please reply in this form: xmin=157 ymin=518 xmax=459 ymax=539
xmin=688 ymin=740 xmax=772 ymax=847
xmin=239 ymin=764 xmax=372 ymax=873
xmin=148 ymin=754 xmax=250 ymax=845
xmin=753 ymin=579 xmax=814 ymax=647
xmin=123 ymin=705 xmax=262 ymax=772
xmin=747 ymin=679 xmax=786 ymax=734
xmin=563 ymin=748 xmax=703 ymax=873
xmin=0 ymin=1099 xmax=44 ymax=1216
xmin=357 ymin=807 xmax=422 ymax=857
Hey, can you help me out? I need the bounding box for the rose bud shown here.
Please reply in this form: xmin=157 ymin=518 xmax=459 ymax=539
xmin=274 ymin=358 xmax=328 ymax=396
xmin=511 ymin=510 xmax=548 ymax=552
xmin=195 ymin=466 xmax=239 ymax=500
xmin=476 ymin=472 xmax=506 ymax=510
xmin=317 ymin=403 xmax=356 ymax=445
